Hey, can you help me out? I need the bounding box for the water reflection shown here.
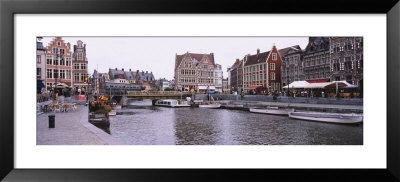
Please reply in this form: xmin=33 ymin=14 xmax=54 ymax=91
xmin=109 ymin=100 xmax=363 ymax=145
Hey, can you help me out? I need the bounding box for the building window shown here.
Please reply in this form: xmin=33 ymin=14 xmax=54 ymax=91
xmin=74 ymin=73 xmax=80 ymax=82
xmin=260 ymin=64 xmax=263 ymax=71
xmin=53 ymin=69 xmax=59 ymax=79
xmin=270 ymin=72 xmax=275 ymax=80
xmin=78 ymin=53 xmax=83 ymax=60
xmin=334 ymin=44 xmax=340 ymax=53
xmin=60 ymin=58 xmax=65 ymax=66
xmin=80 ymin=74 xmax=85 ymax=83
xmin=53 ymin=48 xmax=58 ymax=54
xmin=334 ymin=59 xmax=340 ymax=72
xmin=74 ymin=64 xmax=80 ymax=69
xmin=264 ymin=64 xmax=266 ymax=70
xmin=185 ymin=62 xmax=192 ymax=68
xmin=272 ymin=53 xmax=277 ymax=60
xmin=264 ymin=74 xmax=266 ymax=79
xmin=66 ymin=58 xmax=71 ymax=66
xmin=345 ymin=57 xmax=352 ymax=71
xmin=37 ymin=55 xmax=41 ymax=63
xmin=37 ymin=68 xmax=41 ymax=77
xmin=345 ymin=40 xmax=352 ymax=51
xmin=81 ymin=64 xmax=86 ymax=70
xmin=57 ymin=42 xmax=61 ymax=46
xmin=66 ymin=70 xmax=71 ymax=79
xmin=59 ymin=49 xmax=65 ymax=55
xmin=270 ymin=63 xmax=275 ymax=70
xmin=46 ymin=56 xmax=52 ymax=65
xmin=51 ymin=57 xmax=56 ymax=65
xmin=47 ymin=69 xmax=53 ymax=78
xmin=60 ymin=70 xmax=65 ymax=79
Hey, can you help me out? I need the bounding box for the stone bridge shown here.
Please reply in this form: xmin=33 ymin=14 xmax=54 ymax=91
xmin=119 ymin=91 xmax=193 ymax=106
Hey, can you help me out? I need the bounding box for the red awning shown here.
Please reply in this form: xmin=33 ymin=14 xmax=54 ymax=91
xmin=306 ymin=78 xmax=330 ymax=83
xmin=244 ymin=86 xmax=266 ymax=90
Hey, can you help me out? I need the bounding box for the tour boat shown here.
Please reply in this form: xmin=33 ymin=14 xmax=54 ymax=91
xmin=288 ymin=111 xmax=363 ymax=124
xmin=154 ymin=99 xmax=191 ymax=108
xmin=249 ymin=106 xmax=291 ymax=116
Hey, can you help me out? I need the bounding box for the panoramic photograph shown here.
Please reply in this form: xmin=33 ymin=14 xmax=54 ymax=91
xmin=36 ymin=36 xmax=363 ymax=145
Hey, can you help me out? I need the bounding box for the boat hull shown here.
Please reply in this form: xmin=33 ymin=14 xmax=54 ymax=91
xmin=198 ymin=104 xmax=221 ymax=108
xmin=249 ymin=108 xmax=290 ymax=116
xmin=289 ymin=111 xmax=363 ymax=124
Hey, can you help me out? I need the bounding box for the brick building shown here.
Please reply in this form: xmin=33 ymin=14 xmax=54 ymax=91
xmin=72 ymin=40 xmax=89 ymax=93
xmin=302 ymin=37 xmax=331 ymax=81
xmin=228 ymin=59 xmax=244 ymax=93
xmin=243 ymin=45 xmax=286 ymax=92
xmin=174 ymin=52 xmax=216 ymax=92
xmin=329 ymin=37 xmax=363 ymax=85
xmin=45 ymin=37 xmax=73 ymax=89
xmin=281 ymin=45 xmax=303 ymax=87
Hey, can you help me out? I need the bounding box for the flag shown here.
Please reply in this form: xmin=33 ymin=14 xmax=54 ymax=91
xmin=84 ymin=76 xmax=88 ymax=83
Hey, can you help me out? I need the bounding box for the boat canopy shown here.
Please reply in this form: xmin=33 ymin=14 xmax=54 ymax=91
xmin=284 ymin=80 xmax=356 ymax=89
xmin=198 ymin=86 xmax=216 ymax=90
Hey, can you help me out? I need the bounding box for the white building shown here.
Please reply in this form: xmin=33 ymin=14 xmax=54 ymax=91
xmin=214 ymin=64 xmax=223 ymax=92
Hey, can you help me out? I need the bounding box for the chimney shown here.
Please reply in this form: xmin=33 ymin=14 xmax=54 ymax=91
xmin=137 ymin=70 xmax=139 ymax=73
xmin=122 ymin=68 xmax=124 ymax=71
xmin=257 ymin=49 xmax=260 ymax=54
xmin=115 ymin=68 xmax=117 ymax=70
xmin=129 ymin=68 xmax=131 ymax=71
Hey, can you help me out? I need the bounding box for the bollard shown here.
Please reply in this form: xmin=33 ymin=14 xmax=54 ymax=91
xmin=48 ymin=114 xmax=55 ymax=128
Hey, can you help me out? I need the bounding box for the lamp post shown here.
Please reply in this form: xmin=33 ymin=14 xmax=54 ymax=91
xmin=287 ymin=67 xmax=290 ymax=96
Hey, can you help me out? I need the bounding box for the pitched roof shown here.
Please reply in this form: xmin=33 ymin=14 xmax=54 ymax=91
xmin=36 ymin=42 xmax=46 ymax=50
xmin=279 ymin=45 xmax=301 ymax=57
xmin=244 ymin=51 xmax=270 ymax=66
xmin=304 ymin=37 xmax=330 ymax=55
xmin=175 ymin=52 xmax=215 ymax=70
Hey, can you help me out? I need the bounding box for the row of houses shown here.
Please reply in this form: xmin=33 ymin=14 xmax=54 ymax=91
xmin=36 ymin=37 xmax=89 ymax=94
xmin=227 ymin=37 xmax=363 ymax=93
xmin=92 ymin=68 xmax=161 ymax=95
xmin=173 ymin=52 xmax=223 ymax=92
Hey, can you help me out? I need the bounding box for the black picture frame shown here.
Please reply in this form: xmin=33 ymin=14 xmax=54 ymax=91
xmin=1 ymin=0 xmax=399 ymax=181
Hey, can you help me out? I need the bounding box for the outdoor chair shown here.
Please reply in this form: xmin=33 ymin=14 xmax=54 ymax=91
xmin=72 ymin=103 xmax=77 ymax=111
xmin=63 ymin=104 xmax=71 ymax=112
xmin=53 ymin=104 xmax=61 ymax=112
xmin=45 ymin=104 xmax=53 ymax=112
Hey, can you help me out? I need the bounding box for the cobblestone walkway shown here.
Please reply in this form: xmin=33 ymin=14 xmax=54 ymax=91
xmin=37 ymin=105 xmax=107 ymax=145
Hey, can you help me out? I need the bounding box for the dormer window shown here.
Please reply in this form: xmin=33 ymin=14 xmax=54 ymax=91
xmin=57 ymin=42 xmax=61 ymax=46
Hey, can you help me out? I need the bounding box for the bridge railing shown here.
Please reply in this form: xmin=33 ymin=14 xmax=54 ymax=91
xmin=127 ymin=91 xmax=192 ymax=96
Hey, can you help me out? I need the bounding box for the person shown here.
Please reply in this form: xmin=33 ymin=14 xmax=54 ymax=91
xmin=322 ymin=91 xmax=325 ymax=98
xmin=273 ymin=91 xmax=277 ymax=101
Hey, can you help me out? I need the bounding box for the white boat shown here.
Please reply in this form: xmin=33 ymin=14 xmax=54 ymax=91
xmin=288 ymin=111 xmax=363 ymax=124
xmin=199 ymin=103 xmax=221 ymax=108
xmin=249 ymin=107 xmax=291 ymax=116
xmin=198 ymin=94 xmax=221 ymax=108
xmin=154 ymin=99 xmax=191 ymax=108
xmin=109 ymin=110 xmax=117 ymax=116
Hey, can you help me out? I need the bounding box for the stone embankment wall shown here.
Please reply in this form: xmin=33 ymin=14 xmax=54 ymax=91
xmin=195 ymin=94 xmax=363 ymax=106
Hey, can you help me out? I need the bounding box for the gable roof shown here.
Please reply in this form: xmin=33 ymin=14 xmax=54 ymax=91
xmin=244 ymin=51 xmax=270 ymax=66
xmin=175 ymin=52 xmax=215 ymax=70
xmin=279 ymin=45 xmax=301 ymax=57
xmin=304 ymin=37 xmax=330 ymax=55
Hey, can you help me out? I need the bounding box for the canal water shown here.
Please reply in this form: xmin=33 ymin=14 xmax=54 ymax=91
xmin=109 ymin=100 xmax=363 ymax=145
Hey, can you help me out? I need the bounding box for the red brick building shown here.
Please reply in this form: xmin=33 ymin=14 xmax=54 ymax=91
xmin=243 ymin=45 xmax=287 ymax=92
xmin=45 ymin=37 xmax=73 ymax=89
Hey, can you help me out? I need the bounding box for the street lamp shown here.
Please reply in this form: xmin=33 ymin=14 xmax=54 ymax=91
xmin=287 ymin=67 xmax=290 ymax=96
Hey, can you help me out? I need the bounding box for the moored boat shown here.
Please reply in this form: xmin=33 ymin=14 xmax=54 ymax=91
xmin=154 ymin=99 xmax=191 ymax=108
xmin=198 ymin=103 xmax=221 ymax=108
xmin=249 ymin=107 xmax=291 ymax=116
xmin=109 ymin=110 xmax=117 ymax=116
xmin=288 ymin=111 xmax=363 ymax=124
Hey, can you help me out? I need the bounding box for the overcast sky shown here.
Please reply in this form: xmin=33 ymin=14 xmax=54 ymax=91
xmin=41 ymin=37 xmax=308 ymax=80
